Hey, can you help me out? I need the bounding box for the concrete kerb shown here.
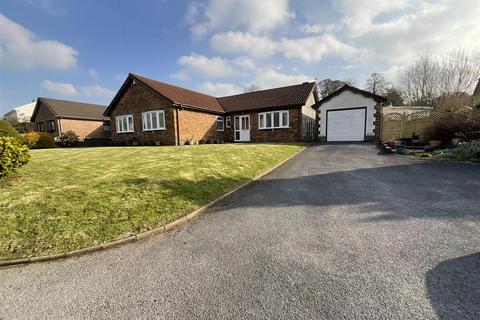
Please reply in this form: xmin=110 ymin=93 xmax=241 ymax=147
xmin=0 ymin=146 xmax=306 ymax=268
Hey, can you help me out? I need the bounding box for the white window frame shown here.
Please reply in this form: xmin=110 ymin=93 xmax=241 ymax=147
xmin=225 ymin=116 xmax=231 ymax=128
xmin=115 ymin=114 xmax=134 ymax=133
xmin=142 ymin=110 xmax=166 ymax=131
xmin=216 ymin=116 xmax=224 ymax=131
xmin=258 ymin=110 xmax=289 ymax=129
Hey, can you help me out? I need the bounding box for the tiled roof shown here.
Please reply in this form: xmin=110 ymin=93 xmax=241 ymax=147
xmin=218 ymin=82 xmax=316 ymax=113
xmin=106 ymin=74 xmax=317 ymax=116
xmin=32 ymin=98 xmax=107 ymax=121
xmin=314 ymin=84 xmax=387 ymax=107
xmin=132 ymin=74 xmax=224 ymax=113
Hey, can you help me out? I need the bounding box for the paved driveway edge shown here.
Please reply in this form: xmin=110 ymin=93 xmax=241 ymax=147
xmin=0 ymin=146 xmax=306 ymax=268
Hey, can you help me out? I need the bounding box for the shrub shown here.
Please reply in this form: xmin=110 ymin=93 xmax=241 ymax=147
xmin=24 ymin=131 xmax=40 ymax=148
xmin=58 ymin=130 xmax=80 ymax=147
xmin=426 ymin=113 xmax=480 ymax=143
xmin=0 ymin=120 xmax=23 ymax=143
xmin=439 ymin=140 xmax=480 ymax=161
xmin=32 ymin=132 xmax=55 ymax=149
xmin=12 ymin=122 xmax=35 ymax=134
xmin=0 ymin=137 xmax=30 ymax=178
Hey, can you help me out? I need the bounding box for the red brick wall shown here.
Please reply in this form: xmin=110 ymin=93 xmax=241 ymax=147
xmin=224 ymin=108 xmax=302 ymax=143
xmin=59 ymin=118 xmax=105 ymax=140
xmin=177 ymin=109 xmax=224 ymax=144
xmin=109 ymin=82 xmax=177 ymax=146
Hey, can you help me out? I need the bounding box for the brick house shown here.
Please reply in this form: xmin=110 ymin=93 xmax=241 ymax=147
xmin=30 ymin=97 xmax=108 ymax=140
xmin=104 ymin=73 xmax=318 ymax=146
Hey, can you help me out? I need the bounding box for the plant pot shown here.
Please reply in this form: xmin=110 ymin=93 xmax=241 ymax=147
xmin=429 ymin=140 xmax=442 ymax=148
xmin=154 ymin=141 xmax=161 ymax=146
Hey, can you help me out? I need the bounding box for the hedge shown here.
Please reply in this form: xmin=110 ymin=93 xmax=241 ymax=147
xmin=0 ymin=136 xmax=30 ymax=178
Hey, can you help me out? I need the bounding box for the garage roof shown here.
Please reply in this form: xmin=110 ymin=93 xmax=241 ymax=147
xmin=314 ymin=84 xmax=387 ymax=107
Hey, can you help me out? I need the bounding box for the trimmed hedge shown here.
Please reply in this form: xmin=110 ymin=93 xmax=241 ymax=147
xmin=0 ymin=137 xmax=30 ymax=178
xmin=0 ymin=120 xmax=23 ymax=143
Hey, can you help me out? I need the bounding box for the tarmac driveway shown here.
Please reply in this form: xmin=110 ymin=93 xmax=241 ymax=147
xmin=1 ymin=144 xmax=479 ymax=319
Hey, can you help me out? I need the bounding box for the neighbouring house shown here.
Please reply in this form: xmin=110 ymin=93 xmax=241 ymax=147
xmin=3 ymin=100 xmax=36 ymax=123
xmin=103 ymin=73 xmax=318 ymax=145
xmin=313 ymin=85 xmax=387 ymax=142
xmin=30 ymin=97 xmax=108 ymax=140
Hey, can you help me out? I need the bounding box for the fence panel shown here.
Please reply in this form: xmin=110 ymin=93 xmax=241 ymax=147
xmin=381 ymin=110 xmax=479 ymax=141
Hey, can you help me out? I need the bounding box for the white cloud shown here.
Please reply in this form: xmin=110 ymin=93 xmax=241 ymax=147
xmin=299 ymin=23 xmax=339 ymax=34
xmin=0 ymin=14 xmax=77 ymax=69
xmin=198 ymin=82 xmax=242 ymax=96
xmin=253 ymin=67 xmax=314 ymax=89
xmin=80 ymin=85 xmax=116 ymax=99
xmin=210 ymin=32 xmax=276 ymax=58
xmin=42 ymin=80 xmax=78 ymax=96
xmin=88 ymin=68 xmax=98 ymax=78
xmin=170 ymin=71 xmax=190 ymax=81
xmin=41 ymin=80 xmax=115 ymax=99
xmin=331 ymin=0 xmax=480 ymax=64
xmin=279 ymin=34 xmax=370 ymax=63
xmin=186 ymin=0 xmax=294 ymax=37
xmin=210 ymin=32 xmax=367 ymax=63
xmin=332 ymin=0 xmax=408 ymax=35
xmin=178 ymin=53 xmax=237 ymax=78
xmin=342 ymin=64 xmax=358 ymax=70
xmin=233 ymin=57 xmax=255 ymax=70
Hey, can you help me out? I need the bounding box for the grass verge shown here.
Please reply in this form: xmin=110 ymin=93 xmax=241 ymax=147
xmin=1 ymin=143 xmax=304 ymax=260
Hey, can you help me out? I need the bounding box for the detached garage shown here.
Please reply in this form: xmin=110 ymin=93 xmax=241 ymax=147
xmin=314 ymin=85 xmax=387 ymax=142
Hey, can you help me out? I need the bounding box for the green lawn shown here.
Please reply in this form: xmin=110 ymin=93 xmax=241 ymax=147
xmin=0 ymin=143 xmax=304 ymax=260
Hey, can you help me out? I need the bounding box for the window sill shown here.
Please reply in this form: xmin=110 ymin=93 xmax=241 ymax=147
xmin=142 ymin=128 xmax=167 ymax=132
xmin=258 ymin=127 xmax=290 ymax=130
xmin=116 ymin=131 xmax=135 ymax=134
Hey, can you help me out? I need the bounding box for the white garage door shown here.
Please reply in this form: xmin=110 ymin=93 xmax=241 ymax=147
xmin=327 ymin=108 xmax=366 ymax=142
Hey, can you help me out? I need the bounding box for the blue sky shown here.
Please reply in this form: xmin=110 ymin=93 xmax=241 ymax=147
xmin=1 ymin=0 xmax=479 ymax=114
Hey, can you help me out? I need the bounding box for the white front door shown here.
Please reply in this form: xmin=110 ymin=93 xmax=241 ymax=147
xmin=234 ymin=115 xmax=250 ymax=142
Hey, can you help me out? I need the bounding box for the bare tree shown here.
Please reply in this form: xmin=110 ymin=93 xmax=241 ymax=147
xmin=398 ymin=50 xmax=480 ymax=108
xmin=244 ymin=83 xmax=260 ymax=93
xmin=438 ymin=49 xmax=480 ymax=97
xmin=365 ymin=72 xmax=389 ymax=95
xmin=398 ymin=51 xmax=440 ymax=106
xmin=317 ymin=79 xmax=353 ymax=98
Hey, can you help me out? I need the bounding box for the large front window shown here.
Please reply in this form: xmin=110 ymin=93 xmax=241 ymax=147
xmin=258 ymin=110 xmax=289 ymax=129
xmin=116 ymin=115 xmax=134 ymax=133
xmin=142 ymin=110 xmax=165 ymax=131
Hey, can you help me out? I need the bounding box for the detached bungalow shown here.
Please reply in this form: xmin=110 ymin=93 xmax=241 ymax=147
xmin=103 ymin=73 xmax=318 ymax=145
xmin=30 ymin=97 xmax=108 ymax=140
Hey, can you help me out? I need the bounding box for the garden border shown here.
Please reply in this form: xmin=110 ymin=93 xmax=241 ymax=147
xmin=0 ymin=146 xmax=306 ymax=268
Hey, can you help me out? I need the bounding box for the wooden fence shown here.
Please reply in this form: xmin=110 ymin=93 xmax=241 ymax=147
xmin=381 ymin=109 xmax=480 ymax=141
